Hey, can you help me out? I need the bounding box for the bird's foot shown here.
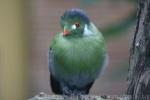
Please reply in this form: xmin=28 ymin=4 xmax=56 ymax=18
xmin=62 ymin=87 xmax=72 ymax=95
xmin=71 ymin=90 xmax=86 ymax=100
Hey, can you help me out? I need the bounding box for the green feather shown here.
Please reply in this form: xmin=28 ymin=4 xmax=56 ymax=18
xmin=51 ymin=23 xmax=106 ymax=78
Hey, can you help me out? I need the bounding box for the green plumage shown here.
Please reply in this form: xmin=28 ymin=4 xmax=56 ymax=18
xmin=51 ymin=23 xmax=106 ymax=77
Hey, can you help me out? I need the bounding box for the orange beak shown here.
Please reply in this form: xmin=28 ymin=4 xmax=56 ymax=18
xmin=63 ymin=29 xmax=70 ymax=36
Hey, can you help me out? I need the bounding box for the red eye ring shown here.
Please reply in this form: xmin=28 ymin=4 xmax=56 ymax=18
xmin=75 ymin=22 xmax=80 ymax=28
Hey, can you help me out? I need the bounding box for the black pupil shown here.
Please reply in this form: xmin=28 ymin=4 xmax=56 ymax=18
xmin=75 ymin=23 xmax=80 ymax=27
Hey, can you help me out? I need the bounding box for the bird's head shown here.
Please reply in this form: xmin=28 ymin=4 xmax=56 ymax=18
xmin=60 ymin=9 xmax=90 ymax=38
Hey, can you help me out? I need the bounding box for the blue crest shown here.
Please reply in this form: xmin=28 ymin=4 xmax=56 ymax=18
xmin=61 ymin=8 xmax=90 ymax=24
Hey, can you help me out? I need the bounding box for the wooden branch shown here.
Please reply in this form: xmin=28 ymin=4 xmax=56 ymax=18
xmin=28 ymin=92 xmax=129 ymax=100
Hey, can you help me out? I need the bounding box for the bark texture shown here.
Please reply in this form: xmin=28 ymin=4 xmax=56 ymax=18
xmin=127 ymin=0 xmax=150 ymax=99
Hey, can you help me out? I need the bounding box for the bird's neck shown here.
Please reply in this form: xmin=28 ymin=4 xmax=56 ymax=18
xmin=83 ymin=24 xmax=93 ymax=36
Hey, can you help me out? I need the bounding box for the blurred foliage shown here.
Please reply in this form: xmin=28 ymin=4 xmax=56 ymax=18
xmin=80 ymin=0 xmax=100 ymax=5
xmin=110 ymin=0 xmax=137 ymax=3
xmin=80 ymin=0 xmax=137 ymax=5
xmin=101 ymin=12 xmax=136 ymax=39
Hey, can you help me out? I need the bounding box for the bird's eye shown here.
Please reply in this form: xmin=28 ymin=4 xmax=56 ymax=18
xmin=75 ymin=22 xmax=80 ymax=28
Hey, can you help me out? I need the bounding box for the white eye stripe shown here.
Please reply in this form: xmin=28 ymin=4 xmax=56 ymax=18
xmin=72 ymin=25 xmax=76 ymax=30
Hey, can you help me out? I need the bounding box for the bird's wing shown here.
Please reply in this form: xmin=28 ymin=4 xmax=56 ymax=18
xmin=48 ymin=47 xmax=54 ymax=73
xmin=99 ymin=53 xmax=109 ymax=76
xmin=48 ymin=47 xmax=63 ymax=94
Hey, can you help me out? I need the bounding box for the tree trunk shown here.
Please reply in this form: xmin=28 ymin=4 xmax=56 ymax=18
xmin=127 ymin=0 xmax=150 ymax=100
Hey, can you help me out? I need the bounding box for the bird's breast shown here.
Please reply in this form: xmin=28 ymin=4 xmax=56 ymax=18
xmin=53 ymin=37 xmax=106 ymax=79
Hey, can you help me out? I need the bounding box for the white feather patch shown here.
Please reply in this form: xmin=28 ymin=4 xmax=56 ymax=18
xmin=83 ymin=24 xmax=93 ymax=36
xmin=72 ymin=24 xmax=76 ymax=30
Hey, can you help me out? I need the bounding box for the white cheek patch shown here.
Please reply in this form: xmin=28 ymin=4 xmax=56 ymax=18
xmin=83 ymin=24 xmax=93 ymax=36
xmin=72 ymin=25 xmax=76 ymax=30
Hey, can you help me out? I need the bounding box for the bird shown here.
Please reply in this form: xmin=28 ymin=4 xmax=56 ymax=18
xmin=48 ymin=8 xmax=108 ymax=95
